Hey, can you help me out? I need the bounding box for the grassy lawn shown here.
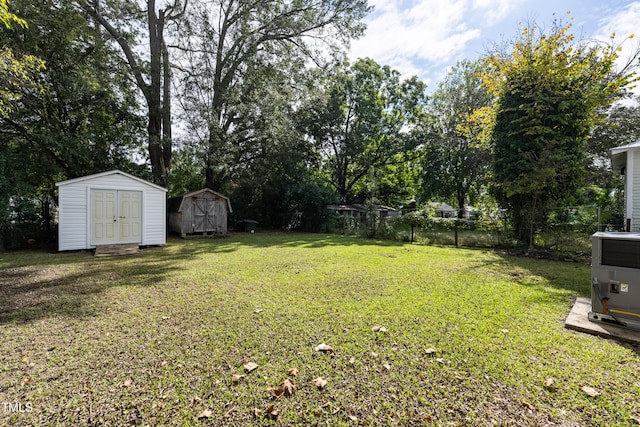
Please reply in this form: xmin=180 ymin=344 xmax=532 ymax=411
xmin=1 ymin=232 xmax=638 ymax=426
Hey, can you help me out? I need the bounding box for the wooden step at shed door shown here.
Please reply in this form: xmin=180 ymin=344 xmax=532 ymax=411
xmin=94 ymin=243 xmax=140 ymax=257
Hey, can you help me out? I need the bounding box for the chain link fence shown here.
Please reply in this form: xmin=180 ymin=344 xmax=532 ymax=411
xmin=337 ymin=205 xmax=627 ymax=258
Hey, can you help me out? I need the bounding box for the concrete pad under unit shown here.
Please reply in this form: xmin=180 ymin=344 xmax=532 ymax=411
xmin=565 ymin=297 xmax=640 ymax=345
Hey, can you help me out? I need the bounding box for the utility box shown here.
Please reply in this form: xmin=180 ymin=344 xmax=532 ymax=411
xmin=589 ymin=232 xmax=640 ymax=331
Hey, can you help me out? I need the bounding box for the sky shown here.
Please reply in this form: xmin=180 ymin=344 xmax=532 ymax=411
xmin=348 ymin=0 xmax=640 ymax=91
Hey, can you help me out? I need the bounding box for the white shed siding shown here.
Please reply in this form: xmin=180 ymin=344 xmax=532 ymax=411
xmin=142 ymin=189 xmax=166 ymax=245
xmin=58 ymin=185 xmax=90 ymax=250
xmin=57 ymin=170 xmax=167 ymax=251
xmin=633 ymin=152 xmax=640 ymax=231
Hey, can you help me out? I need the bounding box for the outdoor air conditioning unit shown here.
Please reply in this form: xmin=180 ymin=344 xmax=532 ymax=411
xmin=589 ymin=232 xmax=640 ymax=331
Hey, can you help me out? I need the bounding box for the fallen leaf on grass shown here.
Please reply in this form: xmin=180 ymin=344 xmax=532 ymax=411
xmin=254 ymin=309 xmax=264 ymax=313
xmin=544 ymin=378 xmax=555 ymax=388
xmin=522 ymin=401 xmax=534 ymax=410
xmin=383 ymin=363 xmax=391 ymax=371
xmin=272 ymin=378 xmax=296 ymax=397
xmin=288 ymin=368 xmax=299 ymax=377
xmin=265 ymin=405 xmax=280 ymax=419
xmin=123 ymin=379 xmax=132 ymax=387
xmin=232 ymin=374 xmax=245 ymax=383
xmin=501 ymin=329 xmax=509 ymax=334
xmin=425 ymin=348 xmax=437 ymax=355
xmin=243 ymin=362 xmax=258 ymax=373
xmin=370 ymin=352 xmax=378 ymax=358
xmin=197 ymin=409 xmax=213 ymax=419
xmin=347 ymin=413 xmax=358 ymax=421
xmin=252 ymin=408 xmax=263 ymax=418
xmin=349 ymin=356 xmax=356 ymax=364
xmin=314 ymin=377 xmax=328 ymax=389
xmin=282 ymin=378 xmax=296 ymax=396
xmin=631 ymin=414 xmax=640 ymax=424
xmin=314 ymin=343 xmax=334 ymax=354
xmin=372 ymin=325 xmax=388 ymax=333
xmin=582 ymin=386 xmax=599 ymax=397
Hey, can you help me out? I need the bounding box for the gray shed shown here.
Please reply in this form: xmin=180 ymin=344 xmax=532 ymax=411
xmin=168 ymin=189 xmax=232 ymax=237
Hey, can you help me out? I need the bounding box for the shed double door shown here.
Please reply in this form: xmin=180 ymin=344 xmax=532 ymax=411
xmin=91 ymin=190 xmax=142 ymax=245
xmin=192 ymin=198 xmax=217 ymax=233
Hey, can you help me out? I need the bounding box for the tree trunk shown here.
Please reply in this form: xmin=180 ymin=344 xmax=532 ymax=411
xmin=147 ymin=1 xmax=168 ymax=187
xmin=205 ymin=122 xmax=225 ymax=191
xmin=161 ymin=41 xmax=172 ymax=187
xmin=80 ymin=0 xmax=175 ymax=188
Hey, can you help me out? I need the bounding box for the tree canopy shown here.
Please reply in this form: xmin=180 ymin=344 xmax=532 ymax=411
xmin=3 ymin=4 xmax=640 ymax=248
xmin=173 ymin=0 xmax=371 ymax=191
xmin=484 ymin=20 xmax=637 ymax=247
xmin=420 ymin=59 xmax=493 ymax=216
xmin=299 ymin=58 xmax=427 ymax=202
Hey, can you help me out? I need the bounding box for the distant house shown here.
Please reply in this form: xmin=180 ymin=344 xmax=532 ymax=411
xmin=56 ymin=170 xmax=167 ymax=251
xmin=400 ymin=199 xmax=417 ymax=214
xmin=428 ymin=202 xmax=479 ymax=219
xmin=611 ymin=140 xmax=640 ymax=232
xmin=168 ymin=189 xmax=232 ymax=237
xmin=431 ymin=202 xmax=457 ymax=218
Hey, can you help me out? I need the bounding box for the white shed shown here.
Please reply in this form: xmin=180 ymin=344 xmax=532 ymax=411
xmin=56 ymin=170 xmax=167 ymax=251
xmin=611 ymin=140 xmax=640 ymax=232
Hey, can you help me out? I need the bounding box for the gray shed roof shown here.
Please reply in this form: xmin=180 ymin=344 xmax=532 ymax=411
xmin=56 ymin=169 xmax=167 ymax=192
xmin=168 ymin=188 xmax=232 ymax=213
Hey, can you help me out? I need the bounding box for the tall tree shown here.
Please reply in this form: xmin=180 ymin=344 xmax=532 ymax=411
xmin=0 ymin=0 xmax=145 ymax=246
xmin=0 ymin=0 xmax=25 ymax=27
xmin=420 ymin=59 xmax=493 ymax=216
xmin=78 ymin=0 xmax=186 ymax=187
xmin=484 ymin=20 xmax=637 ymax=248
xmin=174 ymin=0 xmax=370 ymax=191
xmin=300 ymin=58 xmax=427 ymax=202
xmin=583 ymin=100 xmax=640 ymax=226
xmin=0 ymin=0 xmax=44 ymax=117
xmin=589 ymin=100 xmax=640 ymax=181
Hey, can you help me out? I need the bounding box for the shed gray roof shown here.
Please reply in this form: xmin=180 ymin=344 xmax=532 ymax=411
xmin=168 ymin=188 xmax=232 ymax=213
xmin=56 ymin=169 xmax=167 ymax=192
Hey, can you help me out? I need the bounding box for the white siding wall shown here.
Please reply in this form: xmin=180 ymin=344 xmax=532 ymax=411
xmin=142 ymin=188 xmax=166 ymax=245
xmin=58 ymin=185 xmax=89 ymax=251
xmin=57 ymin=172 xmax=166 ymax=250
xmin=633 ymin=152 xmax=640 ymax=232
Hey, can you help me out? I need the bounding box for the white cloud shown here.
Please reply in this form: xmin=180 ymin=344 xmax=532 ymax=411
xmin=349 ymin=0 xmax=526 ymax=81
xmin=593 ymin=1 xmax=640 ymax=84
xmin=595 ymin=1 xmax=640 ymax=40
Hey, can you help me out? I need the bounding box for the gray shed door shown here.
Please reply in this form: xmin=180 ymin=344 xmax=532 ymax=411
xmin=193 ymin=198 xmax=216 ymax=233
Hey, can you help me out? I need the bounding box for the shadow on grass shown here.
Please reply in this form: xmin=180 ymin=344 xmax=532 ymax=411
xmin=0 ymin=231 xmax=590 ymax=325
xmin=177 ymin=231 xmax=407 ymax=253
xmin=488 ymin=251 xmax=591 ymax=296
xmin=0 ymin=243 xmax=202 ymax=324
